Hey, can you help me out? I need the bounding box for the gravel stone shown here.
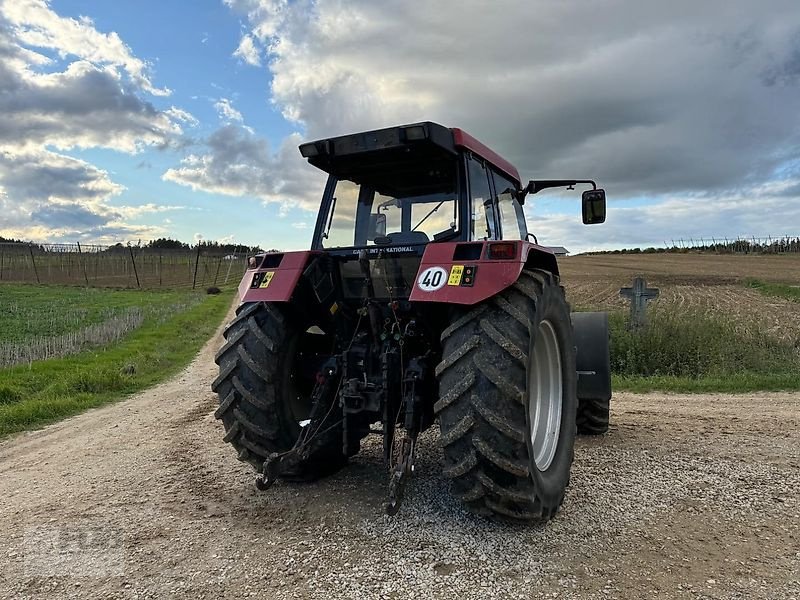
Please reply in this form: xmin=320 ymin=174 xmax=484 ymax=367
xmin=0 ymin=307 xmax=797 ymax=599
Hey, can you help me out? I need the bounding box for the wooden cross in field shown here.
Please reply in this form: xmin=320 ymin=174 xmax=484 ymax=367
xmin=619 ymin=277 xmax=660 ymax=328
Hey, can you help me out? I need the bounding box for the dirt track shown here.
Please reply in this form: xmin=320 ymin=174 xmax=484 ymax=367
xmin=0 ymin=316 xmax=798 ymax=599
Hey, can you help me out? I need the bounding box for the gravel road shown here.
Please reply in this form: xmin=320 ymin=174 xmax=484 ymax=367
xmin=1 ymin=314 xmax=798 ymax=600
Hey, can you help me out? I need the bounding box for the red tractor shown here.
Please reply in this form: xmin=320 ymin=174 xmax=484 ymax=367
xmin=213 ymin=122 xmax=611 ymax=521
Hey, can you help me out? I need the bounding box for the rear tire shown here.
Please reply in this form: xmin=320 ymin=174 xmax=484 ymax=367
xmin=436 ymin=269 xmax=577 ymax=521
xmin=573 ymin=311 xmax=611 ymax=435
xmin=212 ymin=302 xmax=347 ymax=479
xmin=576 ymin=398 xmax=610 ymax=435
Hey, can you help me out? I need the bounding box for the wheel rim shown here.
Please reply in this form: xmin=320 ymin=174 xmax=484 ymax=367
xmin=528 ymin=319 xmax=563 ymax=471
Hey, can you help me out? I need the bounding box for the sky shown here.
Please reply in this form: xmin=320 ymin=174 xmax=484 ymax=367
xmin=0 ymin=0 xmax=798 ymax=252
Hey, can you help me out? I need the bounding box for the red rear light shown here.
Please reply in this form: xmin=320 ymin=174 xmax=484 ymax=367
xmin=487 ymin=242 xmax=518 ymax=260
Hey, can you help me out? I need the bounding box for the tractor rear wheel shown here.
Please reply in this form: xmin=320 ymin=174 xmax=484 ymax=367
xmin=436 ymin=269 xmax=577 ymax=521
xmin=212 ymin=301 xmax=347 ymax=479
xmin=576 ymin=398 xmax=610 ymax=435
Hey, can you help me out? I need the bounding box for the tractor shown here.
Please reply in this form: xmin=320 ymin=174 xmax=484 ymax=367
xmin=212 ymin=121 xmax=611 ymax=521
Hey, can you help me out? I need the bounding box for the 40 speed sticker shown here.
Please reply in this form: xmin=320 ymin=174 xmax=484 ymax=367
xmin=417 ymin=266 xmax=448 ymax=292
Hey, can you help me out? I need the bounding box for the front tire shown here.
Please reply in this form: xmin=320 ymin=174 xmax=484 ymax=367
xmin=436 ymin=269 xmax=577 ymax=521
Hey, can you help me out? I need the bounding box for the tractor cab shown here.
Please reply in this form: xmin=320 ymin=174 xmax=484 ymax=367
xmin=302 ymin=122 xmax=529 ymax=253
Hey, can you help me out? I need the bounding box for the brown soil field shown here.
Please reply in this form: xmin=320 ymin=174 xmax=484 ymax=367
xmin=559 ymin=253 xmax=800 ymax=342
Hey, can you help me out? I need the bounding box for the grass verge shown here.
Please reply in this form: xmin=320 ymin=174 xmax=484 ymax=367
xmin=0 ymin=289 xmax=233 ymax=437
xmin=745 ymin=278 xmax=800 ymax=303
xmin=608 ymin=308 xmax=800 ymax=393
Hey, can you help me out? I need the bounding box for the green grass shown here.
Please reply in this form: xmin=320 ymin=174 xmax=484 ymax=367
xmin=0 ymin=284 xmax=196 ymax=342
xmin=613 ymin=373 xmax=800 ymax=393
xmin=608 ymin=307 xmax=800 ymax=393
xmin=0 ymin=288 xmax=233 ymax=436
xmin=745 ymin=278 xmax=800 ymax=302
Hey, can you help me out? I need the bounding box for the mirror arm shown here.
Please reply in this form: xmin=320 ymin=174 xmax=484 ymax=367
xmin=525 ymin=179 xmax=597 ymax=195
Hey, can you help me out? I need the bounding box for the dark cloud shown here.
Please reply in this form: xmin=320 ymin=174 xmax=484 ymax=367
xmin=226 ymin=0 xmax=800 ymax=200
xmin=163 ymin=125 xmax=323 ymax=209
xmin=33 ymin=203 xmax=114 ymax=229
xmin=0 ymin=149 xmax=119 ymax=202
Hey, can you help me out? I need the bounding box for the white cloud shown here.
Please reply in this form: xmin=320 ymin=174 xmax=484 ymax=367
xmin=214 ymin=98 xmax=244 ymax=122
xmin=2 ymin=0 xmax=169 ymax=96
xmin=165 ymin=107 xmax=199 ymax=127
xmin=232 ymin=33 xmax=261 ymax=66
xmin=0 ymin=0 xmax=192 ymax=242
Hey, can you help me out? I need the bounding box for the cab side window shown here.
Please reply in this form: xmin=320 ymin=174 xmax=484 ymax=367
xmin=467 ymin=156 xmax=496 ymax=240
xmin=492 ymin=171 xmax=527 ymax=240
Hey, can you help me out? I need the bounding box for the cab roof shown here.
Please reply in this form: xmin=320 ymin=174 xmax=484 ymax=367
xmin=299 ymin=121 xmax=521 ymax=187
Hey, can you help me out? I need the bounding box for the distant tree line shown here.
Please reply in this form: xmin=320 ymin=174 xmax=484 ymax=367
xmin=0 ymin=236 xmax=268 ymax=255
xmin=584 ymin=236 xmax=800 ymax=255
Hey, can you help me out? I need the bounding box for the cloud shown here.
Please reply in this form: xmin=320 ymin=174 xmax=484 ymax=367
xmin=162 ymin=125 xmax=323 ymax=210
xmin=227 ymin=0 xmax=800 ymax=200
xmin=0 ymin=148 xmax=178 ymax=241
xmin=165 ymin=106 xmax=198 ymax=127
xmin=0 ymin=0 xmax=191 ymax=242
xmin=232 ymin=33 xmax=261 ymax=66
xmin=2 ymin=0 xmax=169 ymax=96
xmin=214 ymin=98 xmax=243 ymax=122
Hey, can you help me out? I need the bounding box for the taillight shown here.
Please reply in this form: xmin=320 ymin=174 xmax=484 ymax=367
xmin=487 ymin=242 xmax=518 ymax=260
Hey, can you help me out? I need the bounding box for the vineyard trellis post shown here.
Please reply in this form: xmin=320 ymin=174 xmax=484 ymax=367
xmin=76 ymin=242 xmax=90 ymax=286
xmin=192 ymin=245 xmax=201 ymax=289
xmin=28 ymin=243 xmax=40 ymax=284
xmin=213 ymin=255 xmax=222 ymax=285
xmin=224 ymin=245 xmax=240 ymax=284
xmin=127 ymin=243 xmax=141 ymax=288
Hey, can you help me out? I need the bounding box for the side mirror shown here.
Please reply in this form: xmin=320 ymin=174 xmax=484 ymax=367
xmin=367 ymin=213 xmax=387 ymax=240
xmin=582 ymin=189 xmax=606 ymax=224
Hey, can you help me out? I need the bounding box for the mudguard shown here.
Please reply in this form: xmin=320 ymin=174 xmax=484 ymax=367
xmin=409 ymin=240 xmax=559 ymax=305
xmin=237 ymin=251 xmax=318 ymax=303
xmin=572 ymin=311 xmax=612 ymax=401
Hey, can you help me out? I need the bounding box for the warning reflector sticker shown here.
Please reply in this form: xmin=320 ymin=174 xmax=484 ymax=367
xmin=259 ymin=272 xmax=275 ymax=288
xmin=448 ymin=265 xmax=464 ymax=286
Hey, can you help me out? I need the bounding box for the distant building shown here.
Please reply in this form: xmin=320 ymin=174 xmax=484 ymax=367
xmin=547 ymin=246 xmax=570 ymax=256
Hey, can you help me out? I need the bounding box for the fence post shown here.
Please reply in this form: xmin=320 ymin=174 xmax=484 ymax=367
xmin=128 ymin=244 xmax=140 ymax=288
xmin=28 ymin=243 xmax=40 ymax=284
xmin=224 ymin=245 xmax=240 ymax=284
xmin=192 ymin=245 xmax=201 ymax=289
xmin=213 ymin=256 xmax=222 ymax=285
xmin=76 ymin=242 xmax=90 ymax=286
